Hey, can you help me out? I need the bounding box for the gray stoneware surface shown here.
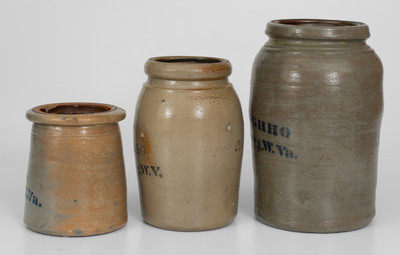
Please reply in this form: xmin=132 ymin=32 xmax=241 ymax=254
xmin=250 ymin=19 xmax=383 ymax=233
xmin=134 ymin=56 xmax=244 ymax=231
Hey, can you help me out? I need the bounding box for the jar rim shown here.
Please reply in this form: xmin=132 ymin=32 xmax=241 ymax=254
xmin=145 ymin=56 xmax=232 ymax=81
xmin=26 ymin=102 xmax=126 ymax=126
xmin=266 ymin=19 xmax=370 ymax=40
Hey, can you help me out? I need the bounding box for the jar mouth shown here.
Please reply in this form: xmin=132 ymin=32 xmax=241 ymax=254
xmin=272 ymin=19 xmax=361 ymax=27
xmin=37 ymin=103 xmax=112 ymax=114
xmin=267 ymin=19 xmax=370 ymax=40
xmin=155 ymin=57 xmax=223 ymax=64
xmin=145 ymin=56 xmax=232 ymax=81
xmin=27 ymin=102 xmax=126 ymax=126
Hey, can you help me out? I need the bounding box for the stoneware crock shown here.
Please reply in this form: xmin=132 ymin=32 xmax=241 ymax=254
xmin=250 ymin=19 xmax=384 ymax=233
xmin=134 ymin=56 xmax=244 ymax=231
xmin=24 ymin=102 xmax=127 ymax=236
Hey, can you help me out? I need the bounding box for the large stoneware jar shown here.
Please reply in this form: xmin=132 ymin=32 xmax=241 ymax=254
xmin=25 ymin=103 xmax=127 ymax=236
xmin=134 ymin=56 xmax=244 ymax=231
xmin=250 ymin=19 xmax=383 ymax=232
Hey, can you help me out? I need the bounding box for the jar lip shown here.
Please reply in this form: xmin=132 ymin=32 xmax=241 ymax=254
xmin=266 ymin=19 xmax=370 ymax=40
xmin=145 ymin=56 xmax=232 ymax=81
xmin=26 ymin=102 xmax=126 ymax=126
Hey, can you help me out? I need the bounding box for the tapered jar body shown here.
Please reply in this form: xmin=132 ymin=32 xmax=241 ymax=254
xmin=135 ymin=56 xmax=244 ymax=231
xmin=24 ymin=103 xmax=127 ymax=236
xmin=250 ymin=19 xmax=383 ymax=232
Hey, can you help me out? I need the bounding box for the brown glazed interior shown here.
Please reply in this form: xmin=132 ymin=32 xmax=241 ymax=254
xmin=273 ymin=19 xmax=359 ymax=27
xmin=156 ymin=57 xmax=222 ymax=64
xmin=27 ymin=102 xmax=125 ymax=126
xmin=39 ymin=104 xmax=112 ymax=114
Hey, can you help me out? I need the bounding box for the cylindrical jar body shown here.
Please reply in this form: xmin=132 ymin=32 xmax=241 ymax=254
xmin=250 ymin=19 xmax=383 ymax=232
xmin=24 ymin=103 xmax=127 ymax=236
xmin=135 ymin=56 xmax=244 ymax=231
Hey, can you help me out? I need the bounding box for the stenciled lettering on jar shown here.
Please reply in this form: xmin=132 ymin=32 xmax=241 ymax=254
xmin=251 ymin=116 xmax=298 ymax=160
xmin=25 ymin=187 xmax=42 ymax=207
xmin=137 ymin=163 xmax=163 ymax=178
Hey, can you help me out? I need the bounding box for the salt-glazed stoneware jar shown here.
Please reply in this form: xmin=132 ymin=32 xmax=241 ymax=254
xmin=134 ymin=56 xmax=244 ymax=231
xmin=24 ymin=102 xmax=127 ymax=236
xmin=250 ymin=19 xmax=383 ymax=232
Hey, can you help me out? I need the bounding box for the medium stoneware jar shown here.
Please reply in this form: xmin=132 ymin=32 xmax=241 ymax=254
xmin=24 ymin=102 xmax=127 ymax=236
xmin=250 ymin=19 xmax=383 ymax=232
xmin=134 ymin=56 xmax=244 ymax=231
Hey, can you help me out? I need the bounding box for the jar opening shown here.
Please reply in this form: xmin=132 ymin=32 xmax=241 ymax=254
xmin=145 ymin=56 xmax=232 ymax=82
xmin=27 ymin=102 xmax=125 ymax=125
xmin=156 ymin=57 xmax=222 ymax=64
xmin=267 ymin=19 xmax=369 ymax=40
xmin=39 ymin=104 xmax=112 ymax=114
xmin=274 ymin=19 xmax=359 ymax=27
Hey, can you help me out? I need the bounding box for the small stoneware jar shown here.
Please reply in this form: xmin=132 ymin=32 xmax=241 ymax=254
xmin=134 ymin=56 xmax=244 ymax=231
xmin=250 ymin=19 xmax=383 ymax=232
xmin=24 ymin=102 xmax=127 ymax=236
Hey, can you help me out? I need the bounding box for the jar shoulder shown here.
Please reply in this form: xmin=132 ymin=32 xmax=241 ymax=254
xmin=135 ymin=85 xmax=243 ymax=124
xmin=252 ymin=43 xmax=383 ymax=74
xmin=249 ymin=42 xmax=384 ymax=121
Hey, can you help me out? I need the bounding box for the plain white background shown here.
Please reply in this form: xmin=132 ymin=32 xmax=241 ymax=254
xmin=0 ymin=0 xmax=399 ymax=254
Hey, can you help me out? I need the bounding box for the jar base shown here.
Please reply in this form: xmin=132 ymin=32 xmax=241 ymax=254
xmin=24 ymin=222 xmax=127 ymax=237
xmin=255 ymin=213 xmax=375 ymax=233
xmin=143 ymin=217 xmax=235 ymax=232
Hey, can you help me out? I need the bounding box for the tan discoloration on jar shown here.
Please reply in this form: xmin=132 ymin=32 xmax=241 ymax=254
xmin=250 ymin=19 xmax=383 ymax=233
xmin=24 ymin=103 xmax=127 ymax=236
xmin=135 ymin=56 xmax=244 ymax=231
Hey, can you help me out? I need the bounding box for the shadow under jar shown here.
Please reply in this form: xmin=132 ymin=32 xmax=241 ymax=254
xmin=134 ymin=56 xmax=244 ymax=231
xmin=250 ymin=19 xmax=383 ymax=233
xmin=24 ymin=102 xmax=127 ymax=236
